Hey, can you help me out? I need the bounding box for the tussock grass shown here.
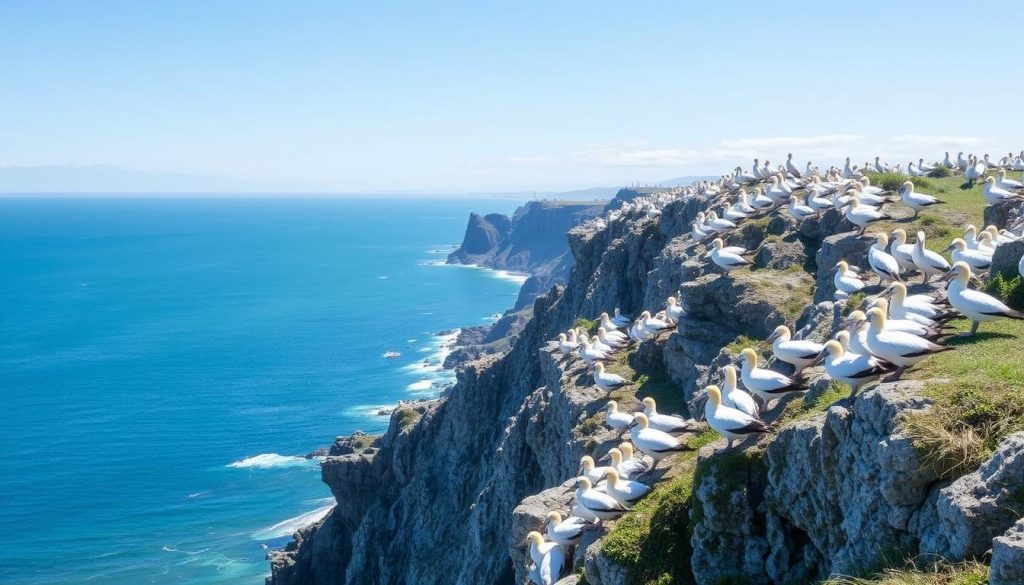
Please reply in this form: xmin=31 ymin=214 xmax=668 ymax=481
xmin=395 ymin=407 xmax=418 ymax=430
xmin=824 ymin=559 xmax=988 ymax=585
xmin=985 ymin=273 xmax=1024 ymax=310
xmin=903 ymin=317 xmax=1024 ymax=479
xmin=573 ymin=317 xmax=600 ymax=335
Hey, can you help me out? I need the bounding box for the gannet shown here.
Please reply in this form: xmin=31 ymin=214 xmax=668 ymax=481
xmin=599 ymin=313 xmax=622 ymax=332
xmin=703 ymin=385 xmax=768 ymax=449
xmin=749 ymin=187 xmax=774 ymax=209
xmin=711 ymin=238 xmax=752 ymax=273
xmin=765 ymin=176 xmax=790 ymax=205
xmin=609 ymin=446 xmax=647 ymax=478
xmin=911 ymin=231 xmax=951 ymax=284
xmin=899 ymin=181 xmax=943 ymax=217
xmin=788 ymin=197 xmax=817 ymax=221
xmin=1020 ymin=253 xmax=1024 ymax=279
xmin=605 ymin=400 xmax=634 ymax=431
xmin=577 ymin=455 xmax=612 ymax=485
xmin=588 ymin=333 xmax=614 ymax=353
xmin=868 ymin=232 xmax=903 ymax=283
xmin=957 ymin=152 xmax=968 ymax=170
xmin=579 ymin=340 xmax=610 ymax=364
xmin=544 ymin=512 xmax=586 ymax=548
xmin=982 ymin=176 xmax=1023 ymax=205
xmin=557 ymin=332 xmax=579 ymax=357
xmin=918 ymin=158 xmax=936 ymax=173
xmin=861 ymin=307 xmax=951 ymax=380
xmin=524 ymin=531 xmax=564 ymax=585
xmin=843 ymin=193 xmax=891 ymax=233
xmin=786 ymin=153 xmax=802 ymax=178
xmin=734 ymin=191 xmax=757 ymax=215
xmin=641 ymin=396 xmax=698 ymax=434
xmin=597 ymin=328 xmax=628 ymax=350
xmin=986 ymin=224 xmax=1019 ymax=244
xmin=807 ymin=190 xmax=833 ymax=213
xmin=722 ymin=202 xmax=749 ymax=223
xmin=665 ymin=296 xmax=684 ymax=324
xmin=943 ymin=152 xmax=954 ymax=168
xmin=574 ymin=476 xmax=629 ymax=520
xmin=874 ymin=156 xmax=891 ymax=174
xmin=944 ymin=262 xmax=1024 ymax=336
xmin=834 ymin=260 xmax=866 ymax=297
xmin=996 ymin=170 xmax=1024 ymax=190
xmin=883 ymin=282 xmax=951 ymax=322
xmin=720 ymin=364 xmax=758 ymax=417
xmin=768 ymin=325 xmax=824 ymax=374
xmin=593 ymin=363 xmax=631 ymax=392
xmin=888 ymin=228 xmax=917 ymax=273
xmin=612 ymin=308 xmax=632 ymax=327
xmin=859 ymin=177 xmax=888 ymax=197
xmin=860 ymin=301 xmax=948 ymax=340
xmin=705 ymin=211 xmax=737 ymax=233
xmin=602 ymin=468 xmax=651 ymax=506
xmin=965 ymin=155 xmax=986 ymax=182
xmin=627 ymin=413 xmax=691 ymax=468
xmin=618 ymin=442 xmax=651 ymax=476
xmin=819 ymin=340 xmax=896 ymax=397
xmin=944 ymin=238 xmax=992 ymax=273
xmin=738 ymin=348 xmax=806 ymax=405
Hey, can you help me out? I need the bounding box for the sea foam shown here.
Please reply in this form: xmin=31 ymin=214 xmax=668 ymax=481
xmin=251 ymin=504 xmax=334 ymax=540
xmin=226 ymin=453 xmax=315 ymax=470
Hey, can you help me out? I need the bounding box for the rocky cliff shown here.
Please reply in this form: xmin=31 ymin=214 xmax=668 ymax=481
xmin=269 ymin=176 xmax=1024 ymax=585
xmin=447 ymin=200 xmax=606 ymax=310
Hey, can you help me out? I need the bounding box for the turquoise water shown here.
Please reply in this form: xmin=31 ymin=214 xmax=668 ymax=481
xmin=0 ymin=197 xmax=524 ymax=584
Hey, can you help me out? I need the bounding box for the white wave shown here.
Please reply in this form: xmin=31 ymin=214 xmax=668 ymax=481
xmin=251 ymin=504 xmax=334 ymax=540
xmin=488 ymin=269 xmax=530 ymax=284
xmin=227 ymin=453 xmax=314 ymax=469
xmin=407 ymin=380 xmax=433 ymax=391
xmin=162 ymin=545 xmax=211 ymax=556
xmin=187 ymin=491 xmax=211 ymax=499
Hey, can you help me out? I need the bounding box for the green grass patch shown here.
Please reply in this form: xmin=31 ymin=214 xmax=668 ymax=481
xmin=580 ymin=411 xmax=605 ymax=436
xmin=774 ymin=381 xmax=851 ymax=429
xmin=395 ymin=407 xmax=418 ymax=430
xmin=739 ymin=268 xmax=815 ymax=321
xmin=903 ymin=317 xmax=1024 ymax=478
xmin=602 ymin=460 xmax=698 ymax=585
xmin=573 ymin=317 xmax=600 ymax=335
xmin=823 ymin=559 xmax=989 ymax=585
xmin=724 ymin=334 xmax=770 ymax=356
xmin=843 ymin=292 xmax=867 ymax=316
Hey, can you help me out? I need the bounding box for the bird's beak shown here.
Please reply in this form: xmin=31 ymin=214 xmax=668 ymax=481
xmin=942 ymin=244 xmax=954 ymax=253
xmin=597 ymin=453 xmax=611 ymax=463
xmin=626 ymin=420 xmax=638 ymax=430
xmin=940 ymin=270 xmax=955 ymax=282
xmin=767 ymin=331 xmax=779 ymax=342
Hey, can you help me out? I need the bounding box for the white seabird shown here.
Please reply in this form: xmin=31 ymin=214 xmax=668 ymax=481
xmin=574 ymin=476 xmax=629 ymax=520
xmin=577 ymin=455 xmax=612 ymax=485
xmin=720 ymin=364 xmax=758 ymax=417
xmin=665 ymin=296 xmax=684 ymax=324
xmin=612 ymin=308 xmax=632 ymax=327
xmin=888 ymin=228 xmax=917 ymax=273
xmin=834 ymin=260 xmax=866 ymax=297
xmin=819 ymin=339 xmax=896 ymax=397
xmin=899 ymin=181 xmax=943 ymax=218
xmin=579 ymin=340 xmax=610 ymax=365
xmin=618 ymin=442 xmax=651 ymax=477
xmin=738 ymin=347 xmax=806 ymax=405
xmin=982 ymin=176 xmax=1023 ymax=205
xmin=593 ymin=362 xmax=631 ymax=393
xmin=711 ymin=238 xmax=752 ymax=274
xmin=868 ymin=232 xmax=903 ymax=283
xmin=861 ymin=307 xmax=951 ymax=380
xmin=843 ymin=193 xmax=891 ymax=233
xmin=641 ymin=396 xmax=699 ymax=434
xmin=524 ymin=531 xmax=565 ymax=585
xmin=944 ymin=261 xmax=1024 ymax=336
xmin=768 ymin=325 xmax=824 ymax=374
xmin=604 ymin=400 xmax=634 ymax=431
xmin=911 ymin=231 xmax=951 ymax=284
xmin=944 ymin=238 xmax=992 ymax=273
xmin=703 ymin=385 xmax=768 ymax=449
xmin=544 ymin=511 xmax=587 ymax=548
xmin=602 ymin=468 xmax=651 ymax=507
xmin=608 ymin=447 xmax=647 ymax=479
xmin=627 ymin=413 xmax=692 ymax=469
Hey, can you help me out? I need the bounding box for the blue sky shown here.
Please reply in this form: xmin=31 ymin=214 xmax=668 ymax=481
xmin=2 ymin=0 xmax=1022 ymax=193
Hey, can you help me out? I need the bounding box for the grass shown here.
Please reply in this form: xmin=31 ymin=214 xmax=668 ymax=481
xmin=724 ymin=334 xmax=770 ymax=356
xmin=823 ymin=560 xmax=989 ymax=585
xmin=601 ymin=460 xmax=698 ymax=585
xmin=902 ymin=317 xmax=1024 ymax=479
xmin=604 ymin=347 xmax=689 ymax=416
xmin=395 ymin=407 xmax=419 ymax=430
xmin=843 ymin=291 xmax=867 ymax=316
xmin=739 ymin=268 xmax=816 ymax=321
xmin=579 ymin=411 xmax=605 ymax=436
xmin=858 ymin=173 xmax=988 ymax=252
xmin=775 ymin=381 xmax=852 ymax=429
xmin=574 ymin=317 xmax=600 ymax=335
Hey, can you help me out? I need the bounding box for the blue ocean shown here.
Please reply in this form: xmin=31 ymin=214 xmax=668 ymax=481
xmin=0 ymin=197 xmax=525 ymax=584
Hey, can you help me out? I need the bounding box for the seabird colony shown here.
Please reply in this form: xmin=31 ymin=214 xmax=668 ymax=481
xmin=521 ymin=150 xmax=1024 ymax=584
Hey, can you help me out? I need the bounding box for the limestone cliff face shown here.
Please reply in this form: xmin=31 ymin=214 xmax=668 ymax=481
xmin=270 ymin=191 xmax=1024 ymax=585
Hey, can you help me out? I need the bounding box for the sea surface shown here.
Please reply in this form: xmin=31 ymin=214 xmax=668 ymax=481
xmin=0 ymin=196 xmax=526 ymax=584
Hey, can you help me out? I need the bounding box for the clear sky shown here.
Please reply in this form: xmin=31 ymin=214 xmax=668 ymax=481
xmin=2 ymin=0 xmax=1022 ymax=193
